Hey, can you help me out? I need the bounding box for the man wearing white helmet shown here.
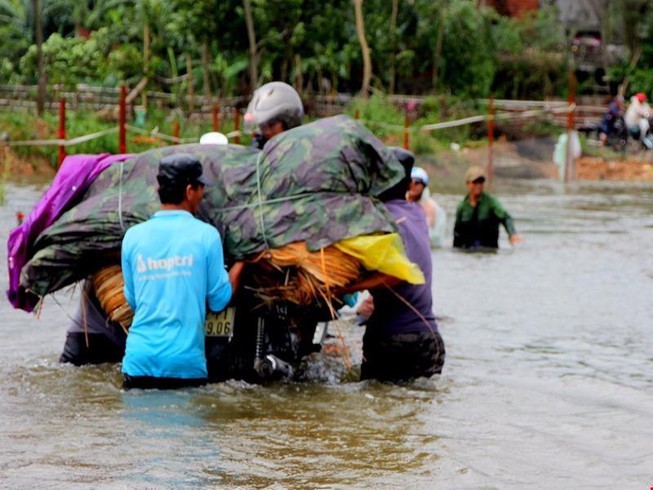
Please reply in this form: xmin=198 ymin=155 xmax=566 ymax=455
xmin=407 ymin=167 xmax=447 ymax=248
xmin=244 ymin=81 xmax=304 ymax=149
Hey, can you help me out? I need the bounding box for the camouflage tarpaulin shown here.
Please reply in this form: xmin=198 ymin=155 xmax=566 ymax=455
xmin=20 ymin=115 xmax=405 ymax=302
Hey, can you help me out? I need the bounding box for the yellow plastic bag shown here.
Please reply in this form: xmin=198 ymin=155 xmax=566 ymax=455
xmin=334 ymin=233 xmax=425 ymax=285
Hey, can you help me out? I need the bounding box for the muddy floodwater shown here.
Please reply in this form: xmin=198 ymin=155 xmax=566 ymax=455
xmin=1 ymin=179 xmax=652 ymax=489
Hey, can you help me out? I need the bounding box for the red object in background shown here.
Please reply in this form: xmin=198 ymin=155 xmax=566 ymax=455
xmin=172 ymin=121 xmax=180 ymax=144
xmin=481 ymin=0 xmax=538 ymax=18
xmin=212 ymin=103 xmax=220 ymax=132
xmin=234 ymin=109 xmax=241 ymax=145
xmin=16 ymin=211 xmax=24 ymax=225
xmin=119 ymin=84 xmax=127 ymax=153
xmin=58 ymin=98 xmax=66 ymax=168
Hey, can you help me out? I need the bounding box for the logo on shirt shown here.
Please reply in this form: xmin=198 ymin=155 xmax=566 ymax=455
xmin=135 ymin=254 xmax=195 ymax=281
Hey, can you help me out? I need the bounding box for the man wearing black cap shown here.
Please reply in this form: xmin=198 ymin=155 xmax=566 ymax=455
xmin=355 ymin=147 xmax=445 ymax=382
xmin=120 ymin=153 xmax=242 ymax=390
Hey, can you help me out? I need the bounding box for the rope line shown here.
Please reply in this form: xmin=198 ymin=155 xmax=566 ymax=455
xmin=253 ymin=152 xmax=269 ymax=249
xmin=1 ymin=102 xmax=581 ymax=149
xmin=117 ymin=159 xmax=125 ymax=231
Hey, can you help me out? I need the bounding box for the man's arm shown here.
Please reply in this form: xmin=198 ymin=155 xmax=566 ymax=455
xmin=490 ymin=196 xmax=521 ymax=244
xmin=206 ymin=229 xmax=233 ymax=312
xmin=424 ymin=199 xmax=437 ymax=228
xmin=333 ymin=272 xmax=402 ymax=296
xmin=121 ymin=233 xmax=135 ymax=309
xmin=452 ymin=202 xmax=464 ymax=247
xmin=228 ymin=261 xmax=245 ymax=295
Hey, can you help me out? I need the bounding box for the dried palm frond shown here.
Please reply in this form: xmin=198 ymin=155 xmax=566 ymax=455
xmin=91 ymin=265 xmax=133 ymax=330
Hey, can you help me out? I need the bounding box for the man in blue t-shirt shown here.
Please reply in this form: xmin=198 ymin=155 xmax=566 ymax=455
xmin=121 ymin=153 xmax=243 ymax=390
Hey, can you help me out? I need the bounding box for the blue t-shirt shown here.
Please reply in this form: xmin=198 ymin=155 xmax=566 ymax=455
xmin=121 ymin=210 xmax=231 ymax=379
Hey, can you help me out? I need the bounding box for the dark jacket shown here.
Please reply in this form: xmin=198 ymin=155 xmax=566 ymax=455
xmin=453 ymin=192 xmax=516 ymax=249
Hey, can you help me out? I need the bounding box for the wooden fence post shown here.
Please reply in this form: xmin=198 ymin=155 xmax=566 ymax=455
xmin=212 ymin=103 xmax=220 ymax=131
xmin=58 ymin=97 xmax=66 ymax=168
xmin=403 ymin=110 xmax=410 ymax=150
xmin=565 ymin=70 xmax=576 ymax=183
xmin=119 ymin=84 xmax=127 ymax=154
xmin=172 ymin=120 xmax=180 ymax=145
xmin=487 ymin=97 xmax=495 ymax=188
xmin=234 ymin=109 xmax=241 ymax=145
xmin=354 ymin=108 xmax=360 ymax=120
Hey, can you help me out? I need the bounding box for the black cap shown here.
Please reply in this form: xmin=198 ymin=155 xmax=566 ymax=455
xmin=157 ymin=153 xmax=212 ymax=187
xmin=376 ymin=146 xmax=415 ymax=202
xmin=388 ymin=146 xmax=415 ymax=175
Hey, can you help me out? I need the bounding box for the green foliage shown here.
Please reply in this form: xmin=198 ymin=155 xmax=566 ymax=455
xmin=347 ymin=95 xmax=403 ymax=140
xmin=439 ymin=2 xmax=496 ymax=98
xmin=490 ymin=6 xmax=567 ymax=99
xmin=18 ymin=32 xmax=110 ymax=87
xmin=1 ymin=0 xmax=652 ymax=122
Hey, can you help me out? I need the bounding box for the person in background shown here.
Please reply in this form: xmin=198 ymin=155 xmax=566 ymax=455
xmin=407 ymin=166 xmax=447 ymax=248
xmin=624 ymin=92 xmax=651 ymax=147
xmin=598 ymin=95 xmax=625 ymax=146
xmin=244 ymin=81 xmax=304 ymax=149
xmin=121 ymin=153 xmax=243 ymax=390
xmin=59 ymin=280 xmax=126 ymax=365
xmin=453 ymin=166 xmax=521 ymax=250
xmin=355 ymin=147 xmax=445 ymax=383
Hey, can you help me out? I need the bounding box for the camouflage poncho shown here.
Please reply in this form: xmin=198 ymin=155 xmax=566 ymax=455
xmin=20 ymin=115 xmax=405 ymax=299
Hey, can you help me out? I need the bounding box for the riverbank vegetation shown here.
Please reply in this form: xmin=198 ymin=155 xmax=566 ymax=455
xmin=4 ymin=0 xmax=648 ymax=101
xmin=1 ymin=0 xmax=652 ymax=181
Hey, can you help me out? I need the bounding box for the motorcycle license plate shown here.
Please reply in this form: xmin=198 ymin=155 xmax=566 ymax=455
xmin=205 ymin=307 xmax=235 ymax=337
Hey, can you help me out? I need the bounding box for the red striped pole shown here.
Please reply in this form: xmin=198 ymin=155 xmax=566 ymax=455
xmin=565 ymin=70 xmax=576 ymax=183
xmin=234 ymin=109 xmax=241 ymax=145
xmin=403 ymin=111 xmax=410 ymax=150
xmin=58 ymin=97 xmax=66 ymax=168
xmin=487 ymin=96 xmax=495 ymax=188
xmin=119 ymin=84 xmax=127 ymax=154
xmin=212 ymin=103 xmax=220 ymax=131
xmin=172 ymin=121 xmax=180 ymax=145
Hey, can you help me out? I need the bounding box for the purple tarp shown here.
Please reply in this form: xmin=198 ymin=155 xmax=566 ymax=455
xmin=6 ymin=153 xmax=132 ymax=312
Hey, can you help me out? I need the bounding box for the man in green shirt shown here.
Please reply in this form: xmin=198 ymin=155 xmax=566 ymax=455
xmin=453 ymin=166 xmax=522 ymax=250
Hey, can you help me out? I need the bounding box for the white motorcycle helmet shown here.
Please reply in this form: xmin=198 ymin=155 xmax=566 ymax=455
xmin=199 ymin=132 xmax=229 ymax=145
xmin=244 ymin=81 xmax=304 ymax=130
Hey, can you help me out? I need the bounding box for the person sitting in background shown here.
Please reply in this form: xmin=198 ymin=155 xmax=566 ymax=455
xmin=624 ymin=93 xmax=651 ymax=147
xmin=59 ymin=280 xmax=126 ymax=365
xmin=407 ymin=166 xmax=447 ymax=248
xmin=453 ymin=166 xmax=521 ymax=250
xmin=121 ymin=153 xmax=243 ymax=390
xmin=598 ymin=96 xmax=624 ymax=146
xmin=355 ymin=147 xmax=445 ymax=383
xmin=243 ymin=81 xmax=304 ymax=149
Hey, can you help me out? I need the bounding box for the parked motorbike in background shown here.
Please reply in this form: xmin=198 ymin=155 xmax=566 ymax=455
xmin=628 ymin=117 xmax=653 ymax=150
xmin=587 ymin=115 xmax=653 ymax=153
xmin=601 ymin=115 xmax=629 ymax=152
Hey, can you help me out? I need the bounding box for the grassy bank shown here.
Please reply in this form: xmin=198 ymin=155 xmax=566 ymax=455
xmin=0 ymin=94 xmax=581 ymax=190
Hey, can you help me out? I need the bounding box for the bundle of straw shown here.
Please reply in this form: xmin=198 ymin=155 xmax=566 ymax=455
xmin=248 ymin=242 xmax=362 ymax=306
xmin=91 ymin=265 xmax=134 ymax=330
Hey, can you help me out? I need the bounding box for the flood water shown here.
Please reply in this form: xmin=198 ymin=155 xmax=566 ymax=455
xmin=1 ymin=178 xmax=652 ymax=489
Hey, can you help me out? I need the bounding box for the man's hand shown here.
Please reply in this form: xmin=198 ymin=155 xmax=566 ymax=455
xmin=509 ymin=234 xmax=522 ymax=246
xmin=356 ymin=295 xmax=374 ymax=319
xmin=228 ymin=261 xmax=245 ymax=293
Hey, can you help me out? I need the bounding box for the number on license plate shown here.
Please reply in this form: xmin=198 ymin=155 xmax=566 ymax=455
xmin=205 ymin=307 xmax=235 ymax=337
